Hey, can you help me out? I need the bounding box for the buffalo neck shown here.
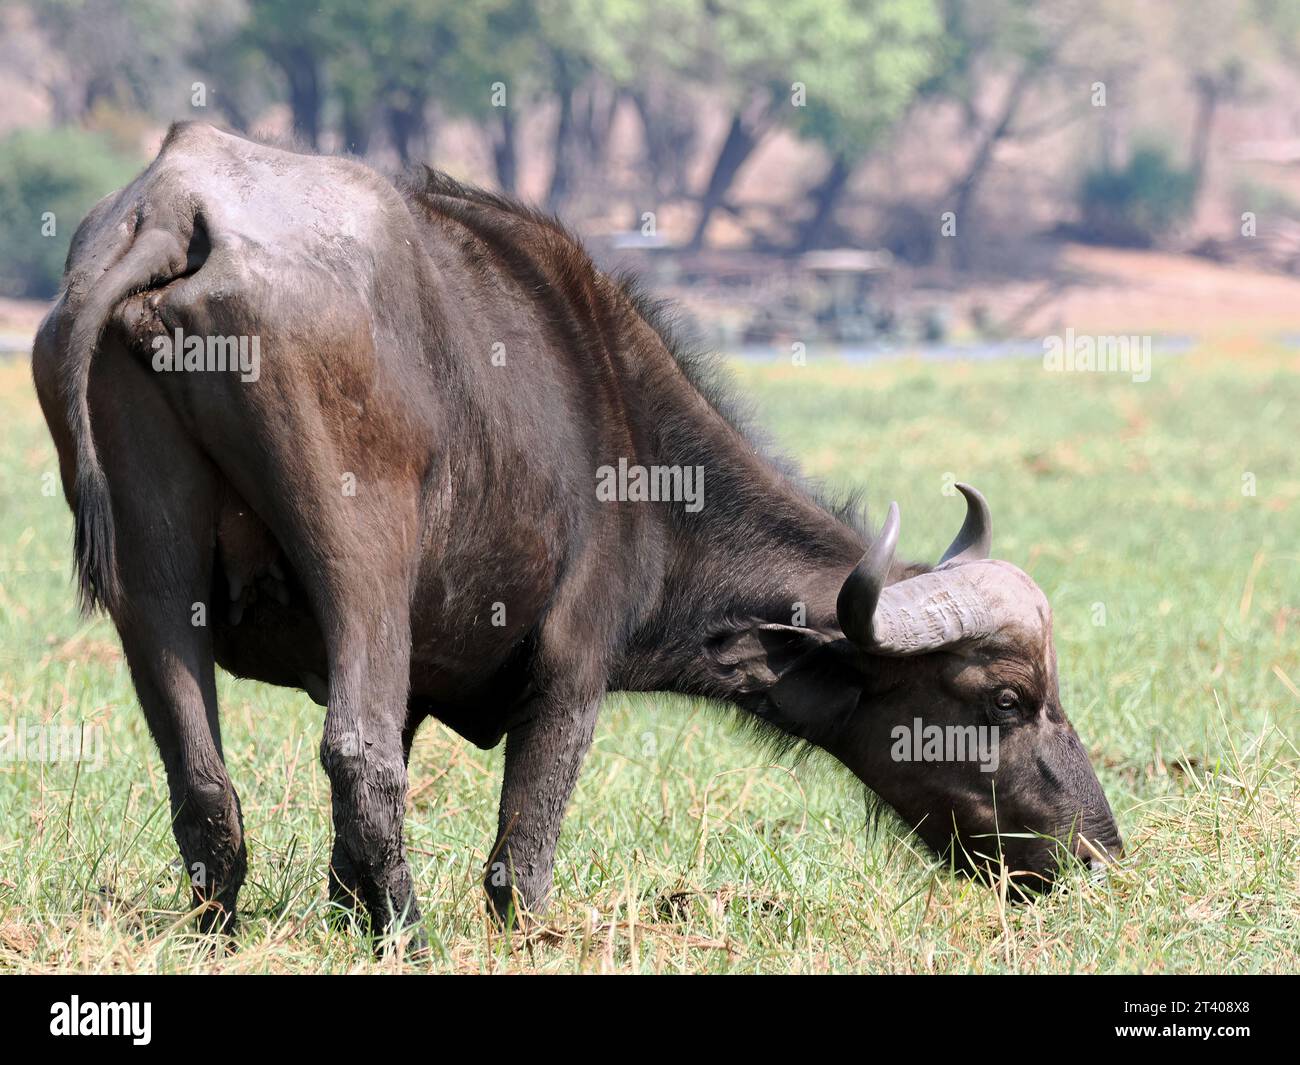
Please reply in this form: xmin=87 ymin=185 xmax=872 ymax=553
xmin=611 ymin=323 xmax=867 ymax=695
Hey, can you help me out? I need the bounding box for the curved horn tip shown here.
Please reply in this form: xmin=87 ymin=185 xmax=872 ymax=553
xmin=939 ymin=483 xmax=992 ymax=565
xmin=837 ymin=500 xmax=901 ymax=647
xmin=873 ymin=501 xmax=901 ymax=571
xmin=880 ymin=500 xmax=899 ymax=541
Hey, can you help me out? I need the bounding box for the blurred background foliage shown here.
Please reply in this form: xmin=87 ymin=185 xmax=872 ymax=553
xmin=3 ymin=0 xmax=1300 ymax=342
xmin=0 ymin=127 xmax=139 ymax=297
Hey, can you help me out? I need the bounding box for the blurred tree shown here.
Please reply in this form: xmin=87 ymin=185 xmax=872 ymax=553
xmin=583 ymin=0 xmax=705 ymax=213
xmin=329 ymin=0 xmax=447 ymax=163
xmin=788 ymin=0 xmax=941 ymax=250
xmin=239 ymin=0 xmax=339 ymax=148
xmin=20 ymin=0 xmax=1294 ymax=257
xmin=927 ymin=0 xmax=1086 ymax=269
xmin=0 ymin=127 xmax=140 ymax=298
xmin=186 ymin=1 xmax=278 ymax=134
xmin=688 ymin=0 xmax=940 ymax=250
xmin=533 ymin=0 xmax=650 ymax=211
xmin=1168 ymin=0 xmax=1261 ymax=194
xmin=329 ymin=0 xmax=538 ymax=178
xmin=30 ymin=0 xmax=197 ymax=122
xmin=1255 ymin=0 xmax=1300 ymax=62
xmin=467 ymin=0 xmax=544 ymax=193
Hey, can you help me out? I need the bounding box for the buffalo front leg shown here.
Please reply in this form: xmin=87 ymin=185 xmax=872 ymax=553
xmin=486 ymin=695 xmax=599 ymax=924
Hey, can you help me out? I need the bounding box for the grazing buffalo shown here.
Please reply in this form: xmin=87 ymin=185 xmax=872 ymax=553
xmin=32 ymin=123 xmax=1120 ymax=942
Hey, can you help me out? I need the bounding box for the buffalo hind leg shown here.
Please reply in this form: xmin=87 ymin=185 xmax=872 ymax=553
xmin=318 ymin=601 xmax=420 ymax=946
xmin=327 ymin=711 xmax=423 ymax=917
xmin=486 ymin=691 xmax=599 ymax=925
xmin=119 ymin=608 xmax=247 ymax=933
xmin=91 ymin=362 xmax=247 ymax=933
xmin=234 ymin=413 xmax=423 ymax=947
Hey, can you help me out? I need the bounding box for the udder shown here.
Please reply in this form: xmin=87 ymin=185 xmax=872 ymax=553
xmin=210 ymin=487 xmax=329 ymax=702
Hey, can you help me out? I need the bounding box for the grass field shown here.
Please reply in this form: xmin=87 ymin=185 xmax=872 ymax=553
xmin=0 ymin=340 xmax=1296 ymax=973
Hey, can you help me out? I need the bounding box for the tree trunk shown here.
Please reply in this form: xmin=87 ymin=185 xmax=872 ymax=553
xmin=943 ymin=61 xmax=1041 ymax=270
xmin=341 ymin=96 xmax=373 ymax=156
xmin=277 ymin=46 xmax=322 ymax=149
xmin=689 ymin=99 xmax=772 ymax=250
xmin=571 ymin=80 xmax=620 ymax=180
xmin=633 ymin=90 xmax=682 ymax=201
xmin=1188 ymin=75 xmax=1219 ymax=194
xmin=217 ymin=95 xmax=252 ymax=135
xmin=596 ymin=86 xmax=621 ymax=161
xmin=794 ymin=153 xmax=853 ymax=252
xmin=547 ymin=81 xmax=575 ymax=211
xmin=493 ymin=110 xmax=519 ymax=194
xmin=388 ymin=104 xmax=426 ymax=165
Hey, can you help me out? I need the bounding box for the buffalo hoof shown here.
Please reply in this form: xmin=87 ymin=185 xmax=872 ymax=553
xmin=484 ymin=881 xmax=547 ymax=934
xmin=196 ymin=901 xmax=238 ymax=936
xmin=374 ymin=923 xmax=431 ymax=962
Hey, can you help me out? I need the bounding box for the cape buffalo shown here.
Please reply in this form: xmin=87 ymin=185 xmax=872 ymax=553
xmin=32 ymin=122 xmax=1121 ymax=942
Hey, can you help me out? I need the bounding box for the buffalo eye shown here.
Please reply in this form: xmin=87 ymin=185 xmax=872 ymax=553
xmin=989 ymin=688 xmax=1020 ymax=723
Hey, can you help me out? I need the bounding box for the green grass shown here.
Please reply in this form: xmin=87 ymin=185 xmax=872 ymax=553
xmin=0 ymin=340 xmax=1297 ymax=973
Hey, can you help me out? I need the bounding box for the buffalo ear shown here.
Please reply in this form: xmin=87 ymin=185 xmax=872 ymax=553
xmin=711 ymin=623 xmax=862 ymax=738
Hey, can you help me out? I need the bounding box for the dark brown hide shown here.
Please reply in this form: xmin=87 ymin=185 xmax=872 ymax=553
xmin=32 ymin=124 xmax=1119 ymax=939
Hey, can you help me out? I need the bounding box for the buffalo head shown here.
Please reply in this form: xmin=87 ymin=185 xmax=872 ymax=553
xmin=834 ymin=485 xmax=1122 ymax=889
xmin=715 ymin=485 xmax=1122 ymax=892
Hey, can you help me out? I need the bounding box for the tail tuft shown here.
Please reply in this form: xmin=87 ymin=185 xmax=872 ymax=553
xmin=73 ymin=465 xmax=120 ymax=615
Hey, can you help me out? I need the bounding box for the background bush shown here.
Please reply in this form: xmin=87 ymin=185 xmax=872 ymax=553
xmin=0 ymin=127 xmax=141 ymax=298
xmin=1078 ymin=145 xmax=1198 ymax=248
